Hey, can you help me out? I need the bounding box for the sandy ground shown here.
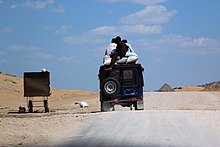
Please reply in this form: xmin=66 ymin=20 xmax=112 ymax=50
xmin=0 ymin=73 xmax=220 ymax=146
xmin=144 ymin=92 xmax=220 ymax=110
xmin=0 ymin=74 xmax=100 ymax=146
xmin=0 ymin=113 xmax=100 ymax=146
xmin=63 ymin=110 xmax=220 ymax=147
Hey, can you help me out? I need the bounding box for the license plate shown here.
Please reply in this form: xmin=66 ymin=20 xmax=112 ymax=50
xmin=137 ymin=100 xmax=144 ymax=110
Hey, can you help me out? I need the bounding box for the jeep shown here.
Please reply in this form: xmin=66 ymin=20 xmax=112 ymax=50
xmin=99 ymin=63 xmax=144 ymax=112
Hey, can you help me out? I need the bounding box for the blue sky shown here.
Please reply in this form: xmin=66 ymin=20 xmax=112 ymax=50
xmin=0 ymin=0 xmax=220 ymax=91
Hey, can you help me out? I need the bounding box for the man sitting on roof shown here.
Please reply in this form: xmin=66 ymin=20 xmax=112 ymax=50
xmin=105 ymin=36 xmax=128 ymax=71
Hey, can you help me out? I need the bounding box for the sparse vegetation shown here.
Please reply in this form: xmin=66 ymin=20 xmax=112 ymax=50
xmin=3 ymin=79 xmax=17 ymax=84
xmin=198 ymin=81 xmax=220 ymax=89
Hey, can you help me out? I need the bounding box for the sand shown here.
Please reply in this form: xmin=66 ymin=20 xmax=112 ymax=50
xmin=1 ymin=73 xmax=220 ymax=146
xmin=0 ymin=74 xmax=100 ymax=146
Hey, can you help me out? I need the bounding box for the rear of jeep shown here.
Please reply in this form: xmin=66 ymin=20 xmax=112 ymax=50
xmin=99 ymin=64 xmax=144 ymax=112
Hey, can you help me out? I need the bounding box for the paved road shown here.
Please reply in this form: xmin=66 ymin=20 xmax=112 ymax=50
xmin=57 ymin=92 xmax=220 ymax=147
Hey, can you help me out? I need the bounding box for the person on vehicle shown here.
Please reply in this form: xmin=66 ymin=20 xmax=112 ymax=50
xmin=103 ymin=38 xmax=117 ymax=64
xmin=105 ymin=38 xmax=117 ymax=56
xmin=105 ymin=36 xmax=128 ymax=71
xmin=123 ymin=39 xmax=137 ymax=54
xmin=122 ymin=39 xmax=139 ymax=64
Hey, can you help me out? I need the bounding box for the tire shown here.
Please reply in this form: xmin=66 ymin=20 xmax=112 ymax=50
xmin=101 ymin=77 xmax=121 ymax=98
xmin=44 ymin=100 xmax=49 ymax=113
xmin=130 ymin=105 xmax=133 ymax=111
xmin=101 ymin=101 xmax=111 ymax=112
xmin=28 ymin=100 xmax=33 ymax=113
xmin=45 ymin=107 xmax=49 ymax=113
xmin=134 ymin=103 xmax=138 ymax=110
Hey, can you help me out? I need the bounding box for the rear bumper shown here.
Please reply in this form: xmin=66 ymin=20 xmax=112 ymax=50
xmin=104 ymin=97 xmax=143 ymax=105
xmin=99 ymin=86 xmax=143 ymax=102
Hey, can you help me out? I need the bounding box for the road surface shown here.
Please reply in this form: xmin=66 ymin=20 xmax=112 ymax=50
xmin=56 ymin=92 xmax=220 ymax=147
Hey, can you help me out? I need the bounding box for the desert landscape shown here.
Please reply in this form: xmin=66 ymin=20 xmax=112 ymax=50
xmin=0 ymin=73 xmax=220 ymax=146
xmin=0 ymin=73 xmax=100 ymax=146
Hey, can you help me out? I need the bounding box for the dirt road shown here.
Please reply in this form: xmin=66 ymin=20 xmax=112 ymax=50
xmin=144 ymin=92 xmax=220 ymax=110
xmin=59 ymin=111 xmax=220 ymax=147
xmin=55 ymin=92 xmax=220 ymax=147
xmin=1 ymin=92 xmax=220 ymax=146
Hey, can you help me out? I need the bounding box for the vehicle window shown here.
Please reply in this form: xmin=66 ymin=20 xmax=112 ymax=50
xmin=123 ymin=70 xmax=133 ymax=80
xmin=110 ymin=69 xmax=120 ymax=78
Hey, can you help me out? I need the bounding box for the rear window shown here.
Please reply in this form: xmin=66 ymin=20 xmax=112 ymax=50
xmin=123 ymin=70 xmax=133 ymax=80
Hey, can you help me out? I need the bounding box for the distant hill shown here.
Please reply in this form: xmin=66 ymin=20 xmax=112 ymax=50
xmin=164 ymin=81 xmax=220 ymax=92
xmin=0 ymin=71 xmax=16 ymax=77
xmin=0 ymin=73 xmax=22 ymax=92
xmin=0 ymin=72 xmax=99 ymax=114
xmin=198 ymin=81 xmax=220 ymax=90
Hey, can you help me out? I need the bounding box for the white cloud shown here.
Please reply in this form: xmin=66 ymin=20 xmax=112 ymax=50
xmin=8 ymin=45 xmax=39 ymax=51
xmin=64 ymin=25 xmax=162 ymax=45
xmin=120 ymin=5 xmax=176 ymax=25
xmin=92 ymin=2 xmax=175 ymax=36
xmin=24 ymin=52 xmax=53 ymax=66
xmin=99 ymin=0 xmax=166 ymax=5
xmin=90 ymin=25 xmax=162 ymax=35
xmin=63 ymin=35 xmax=88 ymax=45
xmin=135 ymin=34 xmax=220 ymax=56
xmin=97 ymin=0 xmax=125 ymax=3
xmin=29 ymin=52 xmax=53 ymax=60
xmin=21 ymin=0 xmax=54 ymax=9
xmin=133 ymin=0 xmax=166 ymax=5
xmin=55 ymin=25 xmax=72 ymax=35
xmin=58 ymin=56 xmax=73 ymax=62
xmin=63 ymin=34 xmax=104 ymax=45
xmin=58 ymin=56 xmax=83 ymax=64
xmin=50 ymin=4 xmax=65 ymax=13
xmin=45 ymin=26 xmax=55 ymax=31
xmin=0 ymin=27 xmax=12 ymax=33
xmin=9 ymin=0 xmax=65 ymax=12
xmin=122 ymin=25 xmax=162 ymax=34
xmin=10 ymin=5 xmax=17 ymax=9
xmin=90 ymin=26 xmax=117 ymax=35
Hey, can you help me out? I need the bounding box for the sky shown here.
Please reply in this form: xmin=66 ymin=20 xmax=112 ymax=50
xmin=0 ymin=0 xmax=220 ymax=91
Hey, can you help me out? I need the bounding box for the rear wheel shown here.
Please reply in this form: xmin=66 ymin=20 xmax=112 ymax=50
xmin=101 ymin=78 xmax=121 ymax=98
xmin=130 ymin=105 xmax=133 ymax=111
xmin=101 ymin=101 xmax=110 ymax=112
